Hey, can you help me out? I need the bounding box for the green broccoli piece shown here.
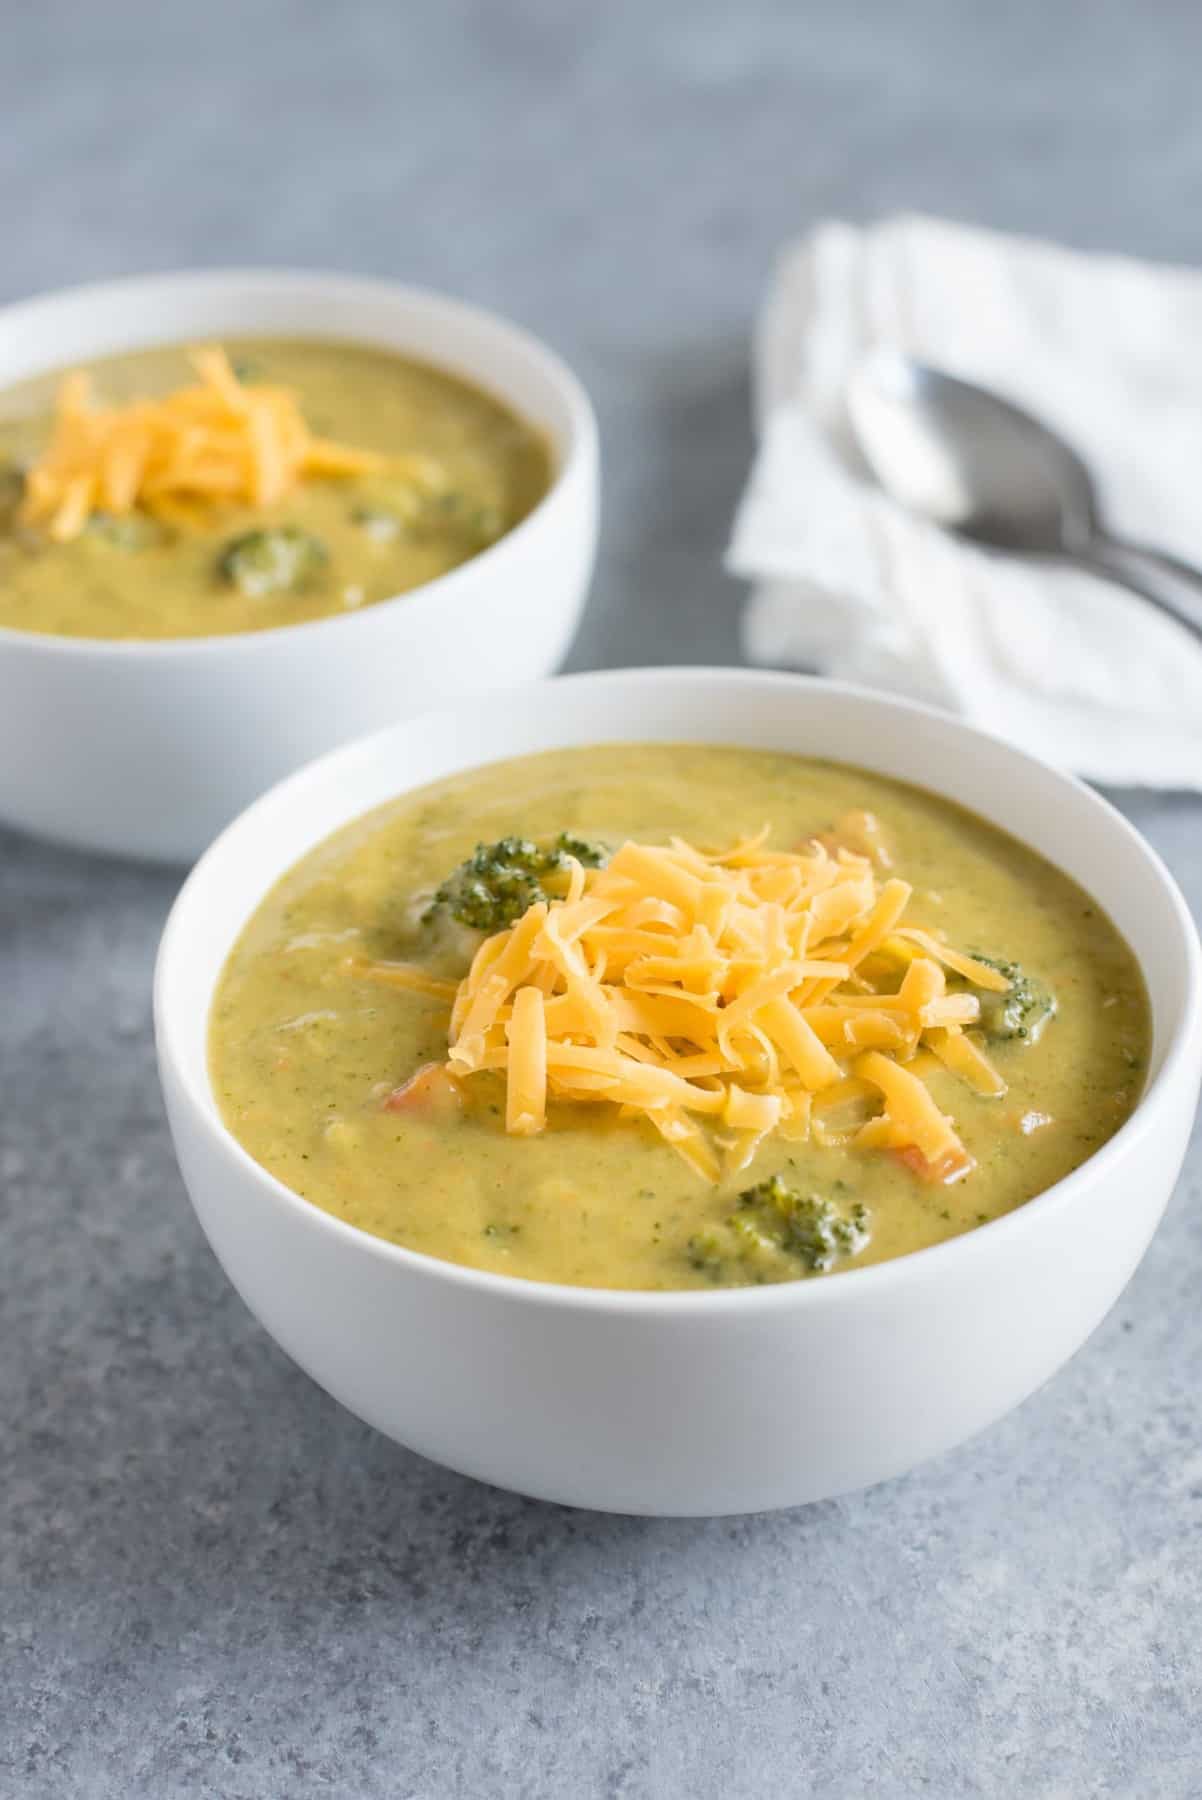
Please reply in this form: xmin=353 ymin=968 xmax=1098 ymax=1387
xmin=351 ymin=505 xmax=403 ymax=543
xmin=688 ymin=1175 xmax=870 ymax=1286
xmin=552 ymin=832 xmax=608 ymax=868
xmin=971 ymin=955 xmax=1057 ymax=1045
xmin=86 ymin=510 xmax=165 ymax=551
xmin=427 ymin=491 xmax=506 ymax=546
xmin=425 ymin=833 xmax=610 ymax=933
xmin=740 ymin=1175 xmax=870 ymax=1269
xmin=427 ymin=837 xmax=561 ymax=932
xmin=217 ymin=526 xmax=327 ymax=598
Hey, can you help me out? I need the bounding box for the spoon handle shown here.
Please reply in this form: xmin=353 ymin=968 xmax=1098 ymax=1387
xmin=1114 ymin=538 xmax=1202 ymax=597
xmin=1078 ymin=538 xmax=1202 ymax=643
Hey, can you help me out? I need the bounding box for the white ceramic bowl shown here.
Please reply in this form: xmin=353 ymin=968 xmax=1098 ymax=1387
xmin=155 ymin=669 xmax=1202 ymax=1515
xmin=0 ymin=270 xmax=598 ymax=862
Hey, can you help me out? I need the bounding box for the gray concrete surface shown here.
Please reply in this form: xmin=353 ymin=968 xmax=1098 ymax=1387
xmin=3 ymin=3 xmax=1201 ymax=1794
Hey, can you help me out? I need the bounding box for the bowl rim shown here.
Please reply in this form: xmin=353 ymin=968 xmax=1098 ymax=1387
xmin=155 ymin=665 xmax=1202 ymax=1317
xmin=0 ymin=265 xmax=597 ymax=661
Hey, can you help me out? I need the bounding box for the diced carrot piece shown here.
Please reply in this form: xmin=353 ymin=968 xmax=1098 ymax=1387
xmin=892 ymin=1143 xmax=976 ymax=1186
xmin=382 ymin=1062 xmax=463 ymax=1122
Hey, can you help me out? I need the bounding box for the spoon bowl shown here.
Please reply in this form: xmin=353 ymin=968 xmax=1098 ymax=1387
xmin=846 ymin=349 xmax=1098 ymax=554
xmin=846 ymin=348 xmax=1202 ymax=640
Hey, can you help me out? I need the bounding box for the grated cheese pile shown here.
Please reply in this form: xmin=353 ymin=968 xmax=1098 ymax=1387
xmin=18 ymin=346 xmax=384 ymax=541
xmin=436 ymin=829 xmax=1013 ymax=1185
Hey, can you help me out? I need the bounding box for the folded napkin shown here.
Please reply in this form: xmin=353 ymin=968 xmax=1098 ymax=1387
xmin=728 ymin=214 xmax=1202 ymax=790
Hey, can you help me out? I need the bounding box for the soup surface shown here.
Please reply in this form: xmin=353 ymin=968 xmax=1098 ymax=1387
xmin=0 ymin=337 xmax=550 ymax=639
xmin=211 ymin=746 xmax=1149 ymax=1291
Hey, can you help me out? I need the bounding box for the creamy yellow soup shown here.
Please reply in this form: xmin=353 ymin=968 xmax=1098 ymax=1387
xmin=210 ymin=746 xmax=1149 ymax=1291
xmin=0 ymin=338 xmax=550 ymax=640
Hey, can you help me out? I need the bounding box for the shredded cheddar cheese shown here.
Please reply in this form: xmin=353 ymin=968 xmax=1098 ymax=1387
xmin=18 ymin=346 xmax=385 ymax=541
xmin=443 ymin=830 xmax=1010 ymax=1184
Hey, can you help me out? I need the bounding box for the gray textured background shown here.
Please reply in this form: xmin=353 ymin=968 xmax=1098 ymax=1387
xmin=3 ymin=3 xmax=1202 ymax=1795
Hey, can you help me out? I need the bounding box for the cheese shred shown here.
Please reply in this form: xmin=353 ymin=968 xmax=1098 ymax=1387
xmin=444 ymin=831 xmax=1010 ymax=1183
xmin=18 ymin=345 xmax=384 ymax=541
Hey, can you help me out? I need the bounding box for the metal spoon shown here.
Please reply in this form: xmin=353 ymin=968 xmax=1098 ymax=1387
xmin=846 ymin=348 xmax=1202 ymax=642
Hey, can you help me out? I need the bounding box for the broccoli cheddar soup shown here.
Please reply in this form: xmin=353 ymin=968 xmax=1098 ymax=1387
xmin=0 ymin=338 xmax=550 ymax=639
xmin=210 ymin=745 xmax=1150 ymax=1292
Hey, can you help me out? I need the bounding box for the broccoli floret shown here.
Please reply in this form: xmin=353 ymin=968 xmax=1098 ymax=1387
xmin=688 ymin=1176 xmax=870 ymax=1286
xmin=217 ymin=526 xmax=327 ymax=598
xmin=740 ymin=1175 xmax=870 ymax=1269
xmin=552 ymin=832 xmax=608 ymax=868
xmin=429 ymin=837 xmax=554 ymax=931
xmin=86 ymin=510 xmax=164 ymax=551
xmin=971 ymin=955 xmax=1057 ymax=1045
xmin=427 ymin=491 xmax=506 ymax=546
xmin=351 ymin=505 xmax=403 ymax=543
xmin=425 ymin=833 xmax=610 ymax=933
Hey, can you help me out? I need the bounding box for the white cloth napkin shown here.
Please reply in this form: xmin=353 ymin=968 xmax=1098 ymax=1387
xmin=728 ymin=214 xmax=1202 ymax=790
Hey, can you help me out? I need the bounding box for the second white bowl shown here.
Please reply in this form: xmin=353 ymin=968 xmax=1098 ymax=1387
xmin=155 ymin=670 xmax=1202 ymax=1515
xmin=0 ymin=269 xmax=598 ymax=861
